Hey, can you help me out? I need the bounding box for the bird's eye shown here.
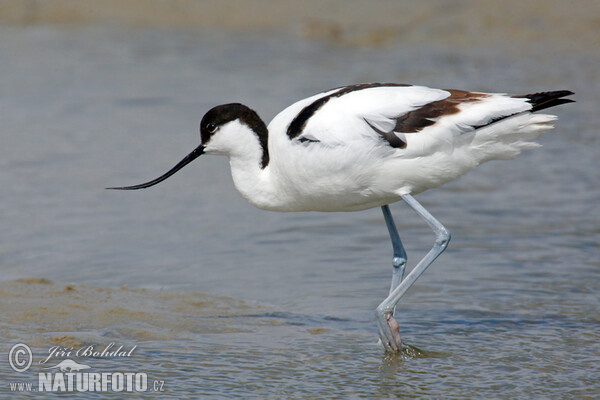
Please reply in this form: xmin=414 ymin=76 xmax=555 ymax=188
xmin=206 ymin=123 xmax=217 ymax=133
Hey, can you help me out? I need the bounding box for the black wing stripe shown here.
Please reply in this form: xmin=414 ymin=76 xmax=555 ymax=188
xmin=287 ymin=83 xmax=411 ymax=140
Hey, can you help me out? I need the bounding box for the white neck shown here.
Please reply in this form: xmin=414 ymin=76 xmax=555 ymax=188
xmin=203 ymin=120 xmax=285 ymax=210
xmin=229 ymin=155 xmax=282 ymax=210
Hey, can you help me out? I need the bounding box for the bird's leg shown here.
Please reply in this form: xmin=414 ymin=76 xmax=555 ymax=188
xmin=380 ymin=205 xmax=407 ymax=296
xmin=377 ymin=205 xmax=407 ymax=352
xmin=375 ymin=194 xmax=451 ymax=352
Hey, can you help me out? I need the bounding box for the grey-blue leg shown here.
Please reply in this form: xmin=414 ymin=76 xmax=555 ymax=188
xmin=380 ymin=205 xmax=407 ymax=295
xmin=376 ymin=194 xmax=451 ymax=352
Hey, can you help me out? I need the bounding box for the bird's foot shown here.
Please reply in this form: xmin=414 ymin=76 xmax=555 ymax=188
xmin=375 ymin=309 xmax=403 ymax=352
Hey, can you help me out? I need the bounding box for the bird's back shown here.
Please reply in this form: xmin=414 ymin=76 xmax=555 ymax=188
xmin=261 ymin=84 xmax=572 ymax=211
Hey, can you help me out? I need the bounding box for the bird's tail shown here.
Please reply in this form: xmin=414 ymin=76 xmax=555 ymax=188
xmin=468 ymin=90 xmax=574 ymax=163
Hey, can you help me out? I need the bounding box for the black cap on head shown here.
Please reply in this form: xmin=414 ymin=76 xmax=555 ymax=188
xmin=200 ymin=103 xmax=269 ymax=167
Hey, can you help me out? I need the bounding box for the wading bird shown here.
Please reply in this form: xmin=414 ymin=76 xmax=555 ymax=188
xmin=108 ymin=83 xmax=573 ymax=352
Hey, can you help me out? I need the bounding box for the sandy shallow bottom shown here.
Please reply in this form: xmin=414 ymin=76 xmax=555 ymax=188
xmin=2 ymin=278 xmax=268 ymax=347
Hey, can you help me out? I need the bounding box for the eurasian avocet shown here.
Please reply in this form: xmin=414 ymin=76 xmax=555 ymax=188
xmin=108 ymin=83 xmax=574 ymax=352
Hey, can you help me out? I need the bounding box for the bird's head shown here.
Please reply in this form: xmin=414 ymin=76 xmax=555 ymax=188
xmin=107 ymin=103 xmax=268 ymax=191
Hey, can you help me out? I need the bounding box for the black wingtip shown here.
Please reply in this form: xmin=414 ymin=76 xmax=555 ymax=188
xmin=517 ymin=90 xmax=575 ymax=112
xmin=532 ymin=98 xmax=575 ymax=112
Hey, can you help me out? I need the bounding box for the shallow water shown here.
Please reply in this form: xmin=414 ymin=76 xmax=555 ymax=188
xmin=1 ymin=26 xmax=599 ymax=398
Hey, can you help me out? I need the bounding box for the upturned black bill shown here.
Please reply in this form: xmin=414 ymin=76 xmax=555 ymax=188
xmin=106 ymin=144 xmax=205 ymax=190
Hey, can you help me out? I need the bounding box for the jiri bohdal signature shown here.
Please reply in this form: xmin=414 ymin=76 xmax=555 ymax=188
xmin=39 ymin=343 xmax=137 ymax=365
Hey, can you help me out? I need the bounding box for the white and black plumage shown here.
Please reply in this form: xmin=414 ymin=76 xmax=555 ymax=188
xmin=109 ymin=83 xmax=574 ymax=352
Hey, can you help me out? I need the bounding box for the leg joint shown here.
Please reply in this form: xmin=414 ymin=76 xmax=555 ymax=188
xmin=435 ymin=228 xmax=451 ymax=248
xmin=376 ymin=303 xmax=393 ymax=317
xmin=392 ymin=256 xmax=407 ymax=269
